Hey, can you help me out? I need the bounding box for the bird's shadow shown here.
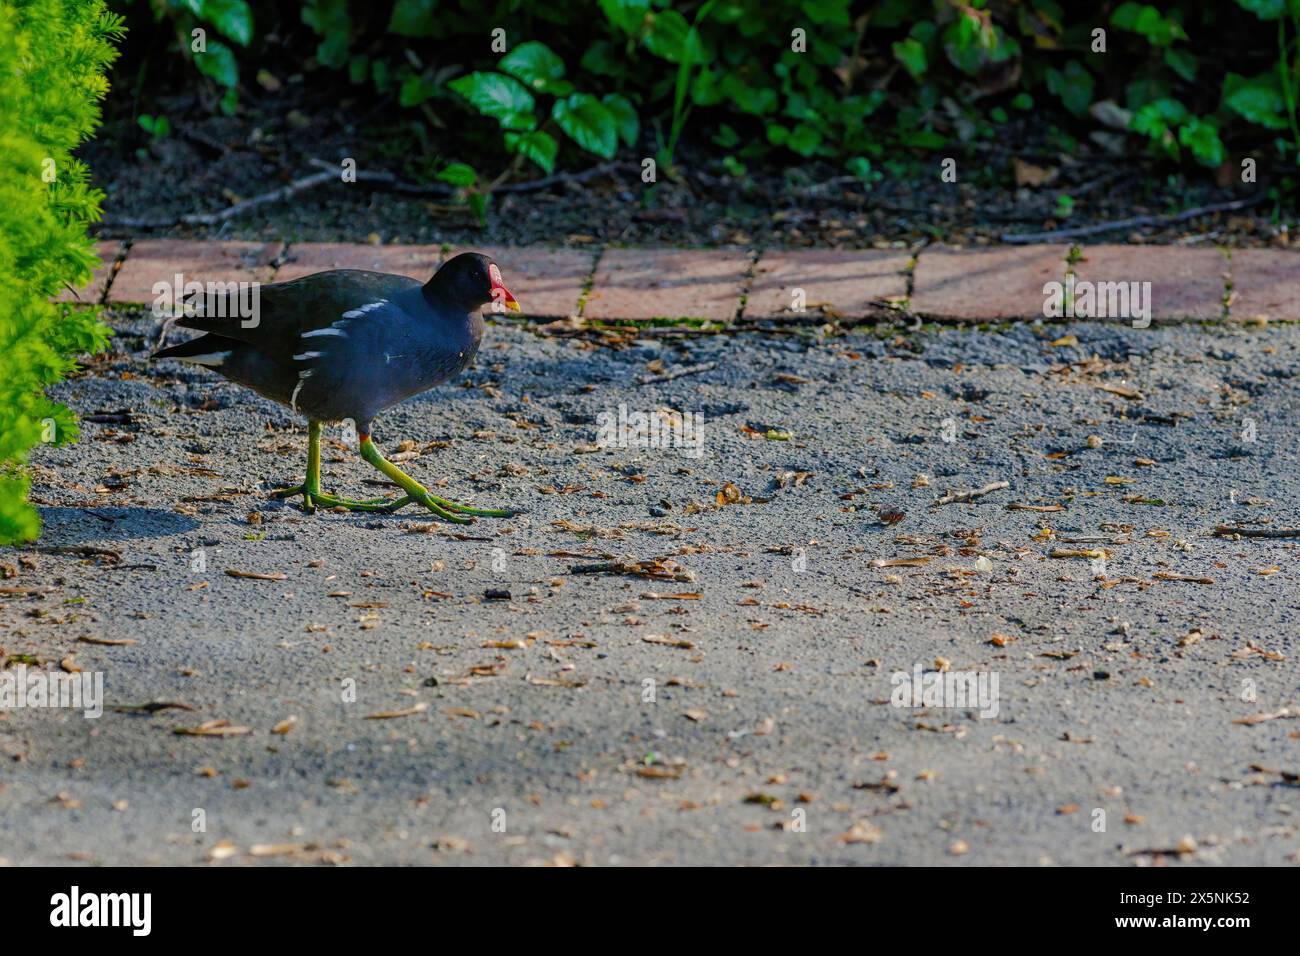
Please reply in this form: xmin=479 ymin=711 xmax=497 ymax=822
xmin=30 ymin=506 xmax=201 ymax=547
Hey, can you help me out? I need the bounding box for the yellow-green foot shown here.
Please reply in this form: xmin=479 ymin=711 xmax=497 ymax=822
xmin=270 ymin=482 xmax=320 ymax=514
xmin=358 ymin=434 xmax=517 ymax=525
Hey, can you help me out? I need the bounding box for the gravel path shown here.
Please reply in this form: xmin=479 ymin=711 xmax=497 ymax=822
xmin=1 ymin=313 xmax=1297 ymax=866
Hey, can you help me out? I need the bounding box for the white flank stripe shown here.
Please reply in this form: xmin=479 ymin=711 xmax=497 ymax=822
xmin=341 ymin=299 xmax=388 ymax=319
xmin=290 ymin=379 xmax=305 ymax=413
xmin=293 ymin=351 xmax=322 ymax=361
xmin=302 ymin=327 xmax=346 ymax=338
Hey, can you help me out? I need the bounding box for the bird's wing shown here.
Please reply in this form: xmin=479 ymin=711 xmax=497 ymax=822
xmin=176 ymin=270 xmax=421 ymax=364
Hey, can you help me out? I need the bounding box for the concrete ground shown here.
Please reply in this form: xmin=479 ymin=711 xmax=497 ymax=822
xmin=1 ymin=311 xmax=1297 ymax=866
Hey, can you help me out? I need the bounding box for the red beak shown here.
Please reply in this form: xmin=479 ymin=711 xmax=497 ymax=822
xmin=489 ymin=263 xmax=521 ymax=312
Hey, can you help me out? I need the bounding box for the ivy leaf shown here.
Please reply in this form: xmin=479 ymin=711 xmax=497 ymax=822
xmin=1163 ymin=48 xmax=1197 ymax=82
xmin=601 ymin=93 xmax=640 ymax=146
xmin=580 ymin=41 xmax=624 ymax=77
xmin=449 ymin=72 xmax=537 ymax=130
xmin=552 ymin=93 xmax=618 ymax=159
xmin=1178 ymin=117 xmax=1224 ymax=167
xmin=399 ymin=74 xmax=437 ymax=107
xmin=201 ymin=0 xmax=253 ymax=47
xmin=1046 ymin=61 xmax=1093 ymax=116
xmin=302 ymin=0 xmax=350 ymax=69
xmin=506 ymin=130 xmax=558 ymax=174
xmin=1110 ymin=2 xmax=1185 ymax=45
xmin=437 ymin=163 xmax=478 ymax=188
xmin=194 ymin=38 xmax=239 ymax=88
xmin=892 ymin=38 xmax=927 ymax=80
xmin=799 ymin=0 xmax=850 ymax=27
xmin=644 ymin=9 xmax=705 ymax=64
xmin=1222 ymin=73 xmax=1287 ymax=129
xmin=786 ymin=123 xmax=823 ymax=157
xmin=1233 ymin=0 xmax=1286 ymax=19
xmin=599 ymin=0 xmax=650 ymax=34
xmin=387 ymin=0 xmax=437 ymax=36
xmin=500 ymin=41 xmax=566 ymax=91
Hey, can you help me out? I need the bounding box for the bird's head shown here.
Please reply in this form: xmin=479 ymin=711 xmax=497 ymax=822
xmin=426 ymin=252 xmax=521 ymax=314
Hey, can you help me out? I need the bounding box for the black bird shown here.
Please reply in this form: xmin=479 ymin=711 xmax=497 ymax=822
xmin=153 ymin=252 xmax=520 ymax=523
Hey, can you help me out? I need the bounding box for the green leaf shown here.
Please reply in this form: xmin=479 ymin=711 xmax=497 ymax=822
xmin=399 ymin=74 xmax=437 ymax=107
xmin=1110 ymin=2 xmax=1184 ymax=45
xmin=505 ymin=130 xmax=558 ymax=174
xmin=302 ymin=0 xmax=350 ymax=68
xmin=449 ymin=72 xmax=537 ymax=130
xmin=644 ymin=9 xmax=705 ymax=64
xmin=1046 ymin=61 xmax=1093 ymax=116
xmin=1163 ymin=48 xmax=1197 ymax=82
xmin=720 ymin=72 xmax=776 ymax=114
xmin=500 ymin=41 xmax=567 ymax=92
xmin=438 ymin=163 xmax=478 ymax=188
xmin=1178 ymin=117 xmax=1224 ymax=167
xmin=892 ymin=38 xmax=927 ymax=80
xmin=194 ymin=38 xmax=238 ymax=88
xmin=599 ymin=0 xmax=650 ymax=34
xmin=786 ymin=123 xmax=823 ymax=157
xmin=1131 ymin=97 xmax=1187 ymax=137
xmin=552 ymin=93 xmax=618 ymax=158
xmin=601 ymin=93 xmax=640 ymax=146
xmin=200 ymin=0 xmax=253 ymax=47
xmin=1223 ymin=73 xmax=1288 ymax=129
xmin=800 ymin=0 xmax=850 ymax=26
xmin=348 ymin=54 xmax=368 ymax=85
xmin=388 ymin=0 xmax=437 ymax=36
xmin=1234 ymin=0 xmax=1286 ymax=19
xmin=580 ymin=41 xmax=625 ymax=77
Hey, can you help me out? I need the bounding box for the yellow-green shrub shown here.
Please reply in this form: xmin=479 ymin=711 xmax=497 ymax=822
xmin=0 ymin=0 xmax=123 ymax=543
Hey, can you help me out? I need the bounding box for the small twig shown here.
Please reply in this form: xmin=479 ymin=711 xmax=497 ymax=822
xmin=1001 ymin=195 xmax=1266 ymax=244
xmin=26 ymin=545 xmax=122 ymax=562
xmin=1215 ymin=525 xmax=1300 ymax=539
xmin=636 ymin=361 xmax=717 ymax=385
xmin=494 ymin=160 xmax=632 ymax=193
xmin=933 ymin=481 xmax=1010 ymax=507
xmin=97 ymin=159 xmax=631 ymax=231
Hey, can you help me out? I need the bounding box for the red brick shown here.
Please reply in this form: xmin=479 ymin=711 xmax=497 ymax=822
xmin=911 ymin=245 xmax=1068 ymax=320
xmin=274 ymin=242 xmax=441 ymax=283
xmin=108 ymin=239 xmax=282 ymax=305
xmin=1071 ymin=245 xmax=1226 ymax=321
xmin=58 ymin=240 xmax=123 ymax=304
xmin=445 ymin=245 xmax=595 ymax=318
xmin=744 ymin=248 xmax=909 ymax=321
xmin=583 ymin=247 xmax=750 ymax=322
xmin=1228 ymin=248 xmax=1300 ymax=321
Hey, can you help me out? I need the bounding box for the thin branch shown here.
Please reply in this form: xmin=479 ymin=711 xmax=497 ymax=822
xmin=933 ymin=480 xmax=1010 ymax=507
xmin=1001 ymin=196 xmax=1266 ymax=244
xmin=1214 ymin=525 xmax=1300 ymax=538
xmin=636 ymin=361 xmax=717 ymax=385
xmin=97 ymin=159 xmax=630 ymax=231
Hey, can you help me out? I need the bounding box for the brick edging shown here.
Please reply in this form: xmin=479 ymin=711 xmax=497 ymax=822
xmin=67 ymin=238 xmax=1300 ymax=324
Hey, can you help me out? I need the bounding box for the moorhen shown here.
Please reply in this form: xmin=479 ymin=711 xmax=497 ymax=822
xmin=153 ymin=252 xmax=520 ymax=524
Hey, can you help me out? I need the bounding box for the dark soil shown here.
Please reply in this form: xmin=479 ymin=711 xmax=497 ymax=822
xmin=86 ymin=86 xmax=1292 ymax=250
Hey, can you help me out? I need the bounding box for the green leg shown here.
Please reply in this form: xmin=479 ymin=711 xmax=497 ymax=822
xmin=271 ymin=422 xmax=406 ymax=514
xmin=358 ymin=434 xmax=515 ymax=523
xmin=271 ymin=421 xmax=324 ymax=513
